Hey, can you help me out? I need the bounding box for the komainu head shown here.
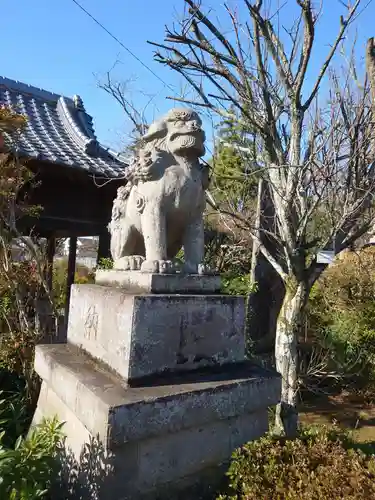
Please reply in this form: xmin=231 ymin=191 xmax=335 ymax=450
xmin=141 ymin=108 xmax=206 ymax=158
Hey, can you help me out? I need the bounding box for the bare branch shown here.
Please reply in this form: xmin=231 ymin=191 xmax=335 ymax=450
xmin=97 ymin=66 xmax=149 ymax=138
xmin=245 ymin=0 xmax=294 ymax=95
xmin=302 ymin=0 xmax=361 ymax=111
xmin=294 ymin=1 xmax=314 ymax=101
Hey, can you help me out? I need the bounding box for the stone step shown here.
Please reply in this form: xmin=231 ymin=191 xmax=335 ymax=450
xmin=33 ymin=342 xmax=281 ymax=498
xmin=35 ymin=342 xmax=280 ymax=448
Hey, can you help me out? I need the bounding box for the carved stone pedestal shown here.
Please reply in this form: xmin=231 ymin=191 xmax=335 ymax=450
xmin=33 ymin=273 xmax=281 ymax=499
xmin=67 ymin=282 xmax=245 ymax=379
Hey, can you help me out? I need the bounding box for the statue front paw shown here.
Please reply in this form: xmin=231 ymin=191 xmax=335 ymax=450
xmin=181 ymin=263 xmax=215 ymax=275
xmin=198 ymin=263 xmax=215 ymax=275
xmin=141 ymin=260 xmax=175 ymax=274
xmin=113 ymin=255 xmax=145 ymax=271
xmin=159 ymin=260 xmax=174 ymax=274
xmin=141 ymin=260 xmax=159 ymax=273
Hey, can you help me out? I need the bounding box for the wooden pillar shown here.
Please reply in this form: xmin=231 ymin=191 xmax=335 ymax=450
xmin=64 ymin=236 xmax=77 ymax=325
xmin=46 ymin=235 xmax=56 ymax=291
xmin=35 ymin=234 xmax=55 ymax=342
xmin=97 ymin=230 xmax=111 ymax=266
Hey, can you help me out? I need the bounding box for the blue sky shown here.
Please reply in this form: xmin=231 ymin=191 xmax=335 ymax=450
xmin=2 ymin=0 xmax=375 ymax=152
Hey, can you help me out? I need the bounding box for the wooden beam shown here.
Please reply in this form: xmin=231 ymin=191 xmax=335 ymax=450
xmin=18 ymin=215 xmax=107 ymax=238
xmin=97 ymin=230 xmax=111 ymax=266
xmin=64 ymin=236 xmax=77 ymax=327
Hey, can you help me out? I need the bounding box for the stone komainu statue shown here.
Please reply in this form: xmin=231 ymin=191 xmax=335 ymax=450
xmin=108 ymin=108 xmax=210 ymax=274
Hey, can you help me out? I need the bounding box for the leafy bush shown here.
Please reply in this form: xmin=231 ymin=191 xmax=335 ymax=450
xmin=0 ymin=105 xmax=27 ymax=131
xmin=218 ymin=426 xmax=375 ymax=499
xmin=305 ymin=247 xmax=375 ymax=383
xmin=0 ymin=417 xmax=64 ymax=499
xmin=0 ymin=391 xmax=63 ymax=500
xmin=0 ymin=390 xmax=30 ymax=449
xmin=0 ymin=260 xmax=51 ymax=410
xmin=221 ymin=272 xmax=257 ymax=296
xmin=1 ymin=109 xmax=55 ymax=408
xmin=97 ymin=257 xmax=113 ymax=270
xmin=52 ymin=259 xmax=95 ymax=310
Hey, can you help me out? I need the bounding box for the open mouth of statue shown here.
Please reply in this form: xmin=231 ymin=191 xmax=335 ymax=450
xmin=170 ymin=132 xmax=202 ymax=148
xmin=179 ymin=135 xmax=197 ymax=148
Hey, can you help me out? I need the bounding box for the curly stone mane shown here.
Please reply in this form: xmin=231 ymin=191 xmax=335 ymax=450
xmin=140 ymin=134 xmax=168 ymax=155
xmin=113 ymin=108 xmax=206 ymax=209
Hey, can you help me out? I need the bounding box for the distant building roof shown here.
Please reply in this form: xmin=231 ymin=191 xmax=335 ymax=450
xmin=317 ymin=250 xmax=334 ymax=265
xmin=0 ymin=76 xmax=127 ymax=178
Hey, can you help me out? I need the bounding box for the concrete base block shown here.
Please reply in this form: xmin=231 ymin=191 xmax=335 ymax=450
xmin=67 ymin=284 xmax=245 ymax=380
xmin=33 ymin=343 xmax=281 ymax=499
xmin=95 ymin=270 xmax=221 ymax=294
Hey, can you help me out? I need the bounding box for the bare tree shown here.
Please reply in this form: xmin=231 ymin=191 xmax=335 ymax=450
xmin=149 ymin=0 xmax=375 ymax=436
xmin=96 ymin=63 xmax=159 ymax=153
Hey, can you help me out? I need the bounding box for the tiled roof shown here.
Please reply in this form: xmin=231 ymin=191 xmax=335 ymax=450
xmin=0 ymin=76 xmax=127 ymax=178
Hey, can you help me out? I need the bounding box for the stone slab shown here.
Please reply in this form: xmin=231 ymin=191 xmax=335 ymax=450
xmin=33 ymin=343 xmax=280 ymax=499
xmin=34 ymin=343 xmax=281 ymax=447
xmin=67 ymin=284 xmax=245 ymax=380
xmin=95 ymin=270 xmax=221 ymax=294
xmin=34 ymin=380 xmax=268 ymax=499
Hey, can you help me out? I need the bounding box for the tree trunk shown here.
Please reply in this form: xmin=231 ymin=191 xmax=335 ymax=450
xmin=274 ymin=280 xmax=309 ymax=437
xmin=250 ymin=178 xmax=263 ymax=284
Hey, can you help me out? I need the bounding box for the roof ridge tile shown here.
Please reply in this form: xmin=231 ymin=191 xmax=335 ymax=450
xmin=0 ymin=76 xmax=73 ymax=104
xmin=0 ymin=76 xmax=127 ymax=177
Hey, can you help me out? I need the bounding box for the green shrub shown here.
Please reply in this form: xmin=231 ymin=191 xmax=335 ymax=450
xmin=0 ymin=259 xmax=44 ymax=390
xmin=218 ymin=426 xmax=375 ymax=499
xmin=0 ymin=416 xmax=64 ymax=499
xmin=0 ymin=390 xmax=29 ymax=448
xmin=52 ymin=259 xmax=95 ymax=309
xmin=304 ymin=247 xmax=375 ymax=383
xmin=0 ymin=391 xmax=64 ymax=499
xmin=97 ymin=257 xmax=113 ymax=270
xmin=221 ymin=273 xmax=257 ymax=296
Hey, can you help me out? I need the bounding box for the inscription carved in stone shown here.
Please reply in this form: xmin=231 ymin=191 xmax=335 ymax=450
xmin=84 ymin=305 xmax=98 ymax=340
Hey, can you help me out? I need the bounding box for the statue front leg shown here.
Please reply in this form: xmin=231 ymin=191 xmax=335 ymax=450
xmin=140 ymin=206 xmax=171 ymax=273
xmin=109 ymin=218 xmax=145 ymax=270
xmin=109 ymin=219 xmax=132 ymax=262
xmin=183 ymin=217 xmax=205 ymax=274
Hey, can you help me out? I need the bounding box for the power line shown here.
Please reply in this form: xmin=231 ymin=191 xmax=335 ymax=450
xmin=69 ymin=0 xmax=215 ymax=157
xmin=70 ymin=0 xmax=175 ymax=92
